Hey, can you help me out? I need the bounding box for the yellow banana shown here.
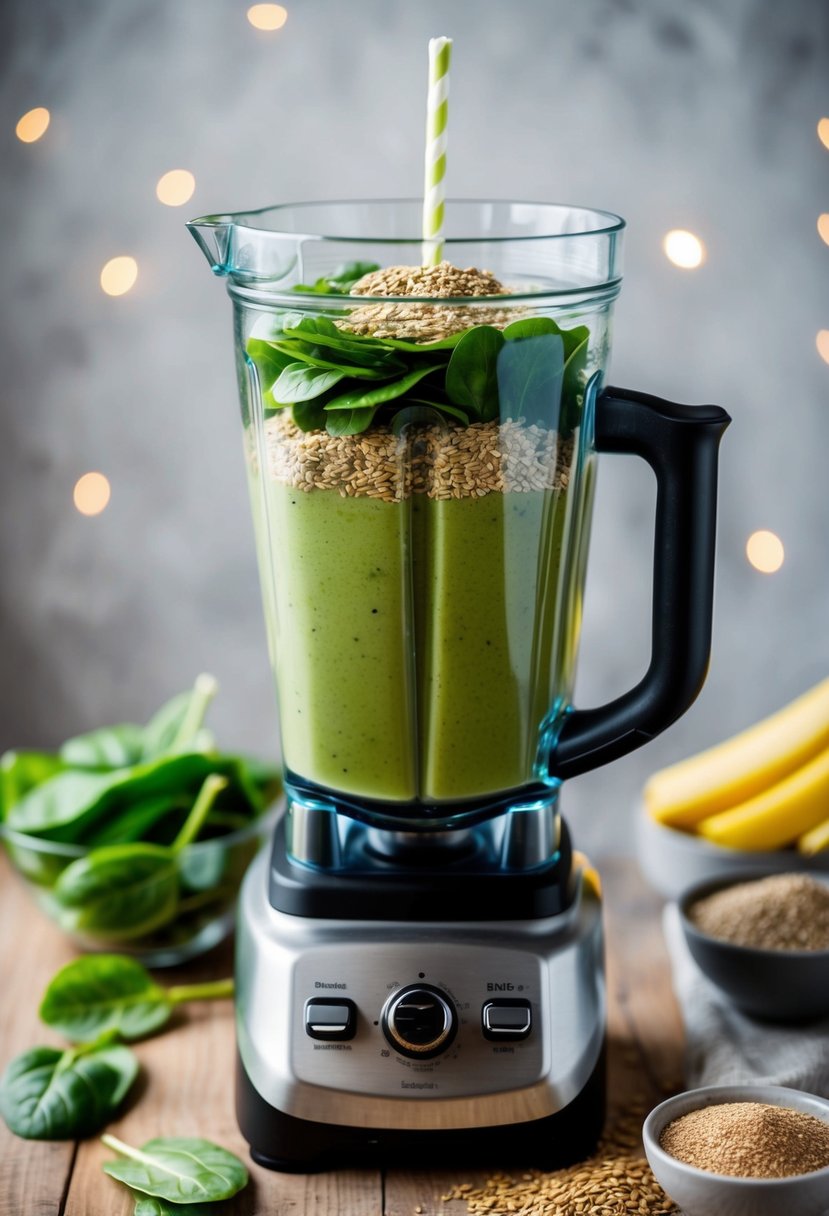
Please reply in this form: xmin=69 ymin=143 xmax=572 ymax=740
xmin=697 ymin=745 xmax=829 ymax=851
xmin=644 ymin=675 xmax=829 ymax=828
xmin=798 ymin=814 xmax=829 ymax=856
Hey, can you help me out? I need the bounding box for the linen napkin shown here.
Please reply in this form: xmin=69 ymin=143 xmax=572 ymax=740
xmin=663 ymin=903 xmax=829 ymax=1098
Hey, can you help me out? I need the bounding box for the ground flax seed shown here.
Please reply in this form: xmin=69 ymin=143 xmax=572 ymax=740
xmin=660 ymin=1101 xmax=829 ymax=1178
xmin=688 ymin=873 xmax=829 ymax=951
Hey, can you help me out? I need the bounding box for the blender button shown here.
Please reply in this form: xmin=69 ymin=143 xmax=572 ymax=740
xmin=304 ymin=998 xmax=357 ymax=1040
xmin=482 ymin=1000 xmax=532 ymax=1041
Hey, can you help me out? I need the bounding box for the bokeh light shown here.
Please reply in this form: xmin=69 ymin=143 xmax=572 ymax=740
xmin=663 ymin=229 xmax=705 ymax=269
xmin=100 ymin=256 xmax=138 ymax=297
xmin=746 ymin=530 xmax=784 ymax=574
xmin=818 ymin=117 xmax=829 ymax=151
xmin=73 ymin=473 xmax=111 ymax=517
xmin=15 ymin=107 xmax=50 ymax=143
xmin=246 ymin=4 xmax=288 ymax=30
xmin=818 ymin=215 xmax=829 ymax=246
xmin=156 ymin=169 xmax=196 ymax=207
xmin=817 ymin=330 xmax=829 ymax=365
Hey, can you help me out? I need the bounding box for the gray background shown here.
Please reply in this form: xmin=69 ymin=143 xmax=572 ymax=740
xmin=2 ymin=0 xmax=828 ymax=855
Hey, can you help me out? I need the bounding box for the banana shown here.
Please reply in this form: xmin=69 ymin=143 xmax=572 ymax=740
xmin=697 ymin=744 xmax=829 ymax=851
xmin=644 ymin=675 xmax=829 ymax=828
xmin=798 ymin=814 xmax=829 ymax=856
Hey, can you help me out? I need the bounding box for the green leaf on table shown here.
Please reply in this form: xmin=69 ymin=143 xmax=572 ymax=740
xmin=60 ymin=724 xmax=146 ymax=771
xmin=0 ymin=751 xmax=64 ymax=818
xmin=324 ymin=364 xmax=443 ymax=411
xmin=133 ymin=1198 xmax=217 ymax=1216
xmin=38 ymin=953 xmax=235 ymax=1043
xmin=272 ymin=362 xmax=345 ymax=404
xmin=0 ymin=1040 xmax=138 ymax=1140
xmin=40 ymin=954 xmax=171 ymax=1042
xmin=496 ymin=331 xmax=565 ymax=426
xmin=101 ymin=1134 xmax=248 ymax=1203
xmin=445 ymin=326 xmax=505 ymax=420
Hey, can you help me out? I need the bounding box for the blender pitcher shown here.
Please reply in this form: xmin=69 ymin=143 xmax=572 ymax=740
xmin=189 ymin=200 xmax=729 ymax=837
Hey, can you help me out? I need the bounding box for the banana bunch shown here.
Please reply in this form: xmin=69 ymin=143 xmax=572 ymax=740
xmin=644 ymin=676 xmax=829 ymax=853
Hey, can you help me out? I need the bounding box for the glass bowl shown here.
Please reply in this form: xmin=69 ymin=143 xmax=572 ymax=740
xmin=0 ymin=805 xmax=278 ymax=967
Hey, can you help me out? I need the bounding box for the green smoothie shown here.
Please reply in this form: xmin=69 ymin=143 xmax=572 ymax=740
xmin=262 ymin=475 xmax=570 ymax=804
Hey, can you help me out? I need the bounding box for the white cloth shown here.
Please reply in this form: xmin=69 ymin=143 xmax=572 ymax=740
xmin=663 ymin=903 xmax=829 ymax=1098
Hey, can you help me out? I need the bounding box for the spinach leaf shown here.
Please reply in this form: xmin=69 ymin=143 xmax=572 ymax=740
xmin=271 ymin=362 xmax=345 ymax=404
xmin=292 ymin=399 xmax=328 ymax=432
xmin=51 ymin=774 xmax=228 ymax=940
xmin=561 ymin=333 xmax=590 ymax=433
xmin=53 ymin=844 xmax=180 ymax=942
xmin=445 ymin=326 xmax=505 ymax=420
xmin=134 ymin=1199 xmax=217 ymax=1216
xmin=290 ymin=260 xmax=380 ymax=295
xmin=87 ymin=796 xmax=190 ymax=847
xmin=140 ymin=674 xmax=218 ymax=760
xmin=101 ymin=1134 xmax=248 ymax=1203
xmin=0 ymin=751 xmax=64 ymax=818
xmin=269 ymin=340 xmax=393 ymax=379
xmin=60 ymin=725 xmax=145 ymax=771
xmin=39 ymin=954 xmax=234 ymax=1043
xmin=283 ymin=316 xmax=394 ymax=363
xmin=8 ymin=751 xmax=252 ymax=842
xmin=0 ymin=1039 xmax=138 ymax=1140
xmin=246 ymin=339 xmax=292 ymax=393
xmin=496 ymin=331 xmax=565 ymax=426
xmin=324 ymin=407 xmax=378 ymax=436
xmin=324 ymin=364 xmax=443 ymax=411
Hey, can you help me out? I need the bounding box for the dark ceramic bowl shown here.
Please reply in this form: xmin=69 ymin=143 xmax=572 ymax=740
xmin=678 ymin=871 xmax=829 ymax=1023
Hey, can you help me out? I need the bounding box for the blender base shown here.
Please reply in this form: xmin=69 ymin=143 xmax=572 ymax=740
xmin=236 ymin=1041 xmax=606 ymax=1172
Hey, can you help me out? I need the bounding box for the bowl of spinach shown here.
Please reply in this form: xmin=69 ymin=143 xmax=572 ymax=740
xmin=0 ymin=676 xmax=280 ymax=965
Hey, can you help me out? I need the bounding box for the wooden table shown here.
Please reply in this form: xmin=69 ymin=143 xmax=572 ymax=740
xmin=0 ymin=852 xmax=683 ymax=1215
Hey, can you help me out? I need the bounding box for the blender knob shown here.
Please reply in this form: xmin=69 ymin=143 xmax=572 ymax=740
xmin=382 ymin=984 xmax=457 ymax=1059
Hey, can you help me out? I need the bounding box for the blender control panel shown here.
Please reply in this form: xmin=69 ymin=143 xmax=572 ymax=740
xmin=290 ymin=942 xmax=550 ymax=1098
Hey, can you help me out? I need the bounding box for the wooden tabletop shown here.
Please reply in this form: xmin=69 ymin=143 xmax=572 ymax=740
xmin=0 ymin=850 xmax=683 ymax=1216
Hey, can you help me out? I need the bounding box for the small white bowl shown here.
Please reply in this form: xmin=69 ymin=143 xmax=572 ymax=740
xmin=643 ymin=1084 xmax=829 ymax=1216
xmin=637 ymin=803 xmax=829 ymax=899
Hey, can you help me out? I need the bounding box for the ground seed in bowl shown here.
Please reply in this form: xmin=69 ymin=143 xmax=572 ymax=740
xmin=688 ymin=873 xmax=829 ymax=951
xmin=659 ymin=1100 xmax=829 ymax=1178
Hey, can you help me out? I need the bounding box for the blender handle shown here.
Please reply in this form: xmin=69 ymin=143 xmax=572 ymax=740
xmin=549 ymin=386 xmax=731 ymax=781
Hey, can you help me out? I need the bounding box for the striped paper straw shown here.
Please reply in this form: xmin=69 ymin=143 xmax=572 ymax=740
xmin=422 ymin=36 xmax=452 ymax=267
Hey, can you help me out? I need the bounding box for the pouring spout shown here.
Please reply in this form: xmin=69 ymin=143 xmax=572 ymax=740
xmin=186 ymin=215 xmax=233 ymax=275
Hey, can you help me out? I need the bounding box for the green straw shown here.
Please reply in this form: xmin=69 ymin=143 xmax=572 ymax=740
xmin=422 ymin=36 xmax=453 ymax=267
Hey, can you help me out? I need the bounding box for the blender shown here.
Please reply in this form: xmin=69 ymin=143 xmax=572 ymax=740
xmin=188 ymin=200 xmax=729 ymax=1170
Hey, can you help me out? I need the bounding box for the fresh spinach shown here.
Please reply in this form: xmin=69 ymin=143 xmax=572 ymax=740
xmin=60 ymin=724 xmax=146 ymax=770
xmin=496 ymin=331 xmax=565 ymax=426
xmin=247 ymin=289 xmax=592 ymax=436
xmin=101 ymin=1134 xmax=248 ymax=1203
xmin=51 ymin=775 xmax=228 ymax=941
xmin=0 ymin=1037 xmax=138 ymax=1140
xmin=272 ymin=362 xmax=345 ymax=404
xmin=445 ymin=325 xmax=504 ymax=421
xmin=0 ymin=751 xmax=64 ymax=819
xmin=133 ymin=1199 xmax=217 ymax=1216
xmin=39 ymin=954 xmax=234 ymax=1043
xmin=290 ymin=260 xmax=380 ymax=295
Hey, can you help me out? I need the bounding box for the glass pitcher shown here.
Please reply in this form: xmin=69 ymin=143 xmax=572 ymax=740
xmin=189 ymin=200 xmax=729 ymax=835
